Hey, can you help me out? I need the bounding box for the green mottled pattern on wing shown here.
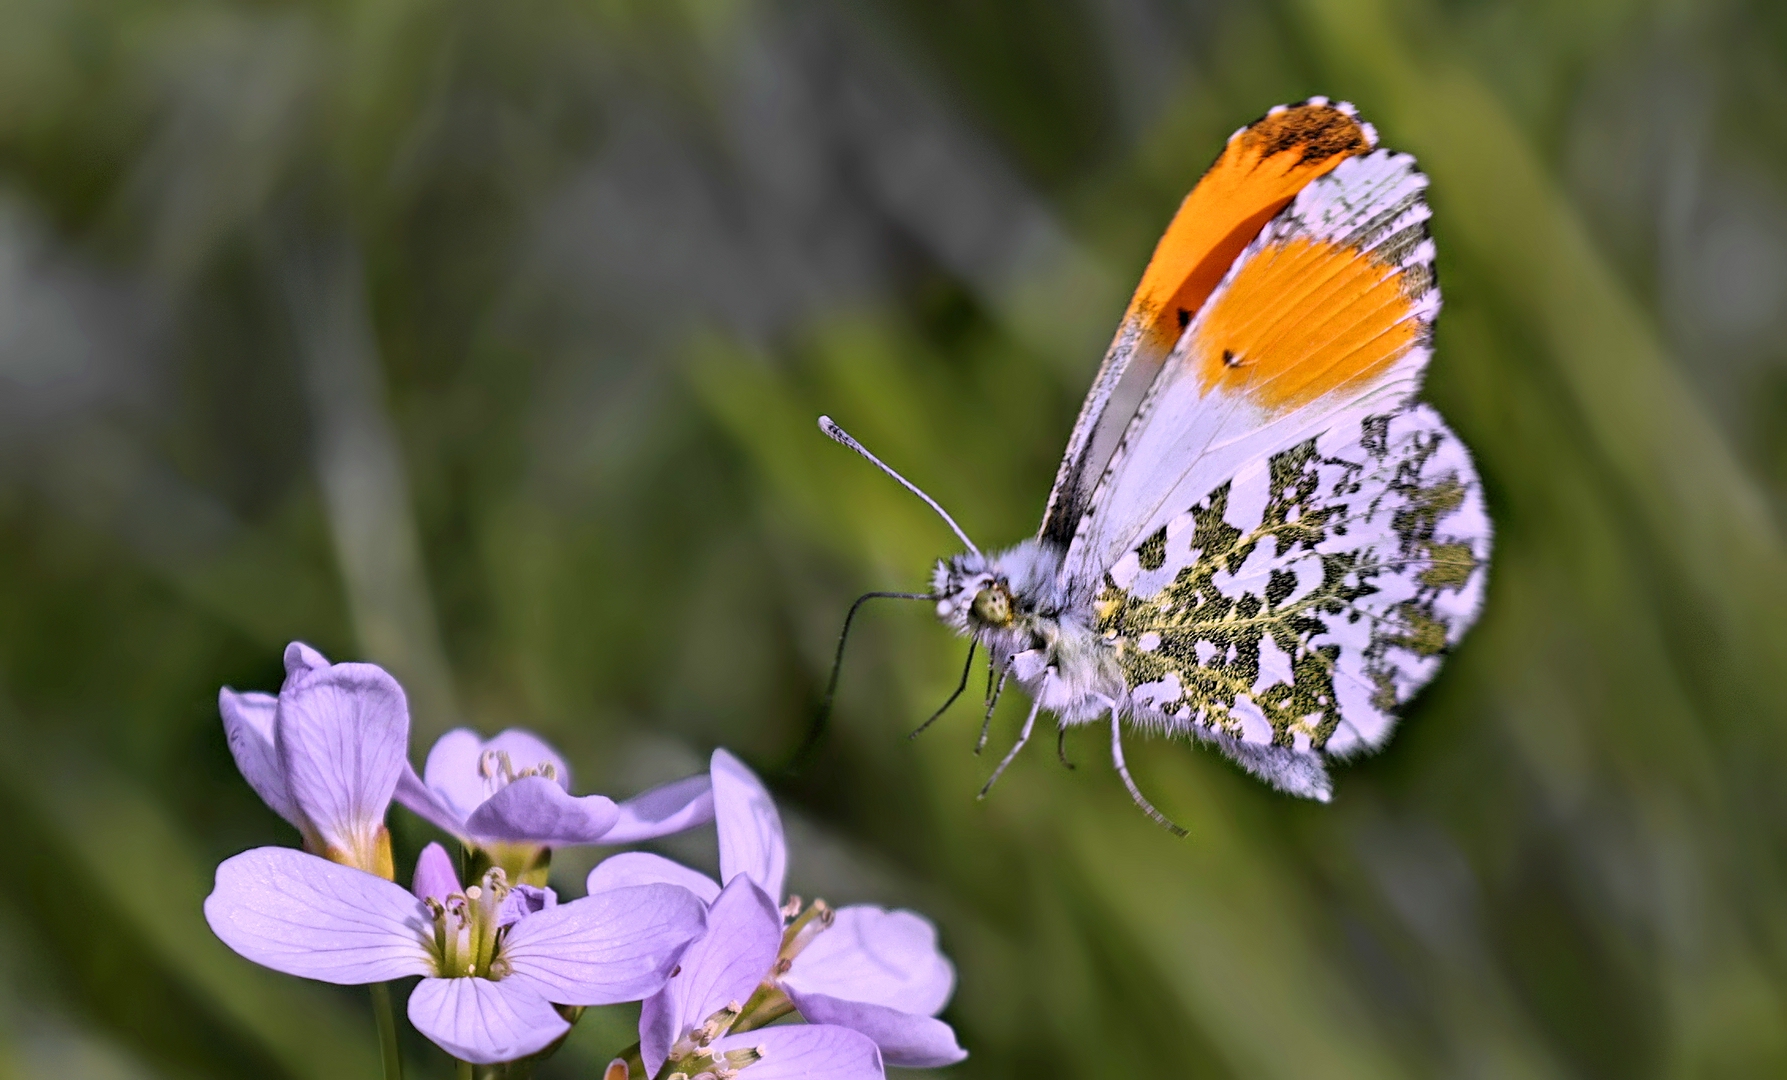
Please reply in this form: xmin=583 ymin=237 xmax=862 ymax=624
xmin=1092 ymin=404 xmax=1487 ymax=756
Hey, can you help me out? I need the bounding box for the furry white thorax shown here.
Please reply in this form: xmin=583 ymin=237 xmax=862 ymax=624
xmin=932 ymin=539 xmax=1125 ymax=724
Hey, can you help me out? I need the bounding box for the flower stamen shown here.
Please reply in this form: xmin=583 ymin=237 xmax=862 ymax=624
xmin=667 ymin=1001 xmax=760 ymax=1077
xmin=478 ymin=749 xmax=560 ymax=788
xmin=777 ymin=898 xmax=833 ymax=965
xmin=426 ymin=867 xmax=516 ymax=979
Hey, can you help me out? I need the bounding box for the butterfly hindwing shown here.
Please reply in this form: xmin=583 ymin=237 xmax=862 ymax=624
xmin=1091 ymin=403 xmax=1489 ymax=798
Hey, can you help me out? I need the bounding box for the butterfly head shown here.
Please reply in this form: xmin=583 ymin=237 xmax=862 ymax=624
xmin=931 ymin=540 xmax=1067 ymax=638
xmin=931 ymin=554 xmax=999 ymax=634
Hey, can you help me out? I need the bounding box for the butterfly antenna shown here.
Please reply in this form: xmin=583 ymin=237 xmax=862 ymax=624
xmin=788 ymin=588 xmax=933 ymax=773
xmin=818 ymin=416 xmax=981 ymax=556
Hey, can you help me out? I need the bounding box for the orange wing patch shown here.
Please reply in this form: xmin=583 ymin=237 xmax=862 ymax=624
xmin=1038 ymin=100 xmax=1392 ymax=549
xmin=1120 ymin=101 xmax=1374 ymax=365
xmin=1191 ymin=236 xmax=1421 ymax=414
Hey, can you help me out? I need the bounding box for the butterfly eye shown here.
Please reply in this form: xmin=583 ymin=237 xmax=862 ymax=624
xmin=971 ymin=582 xmax=1014 ymax=628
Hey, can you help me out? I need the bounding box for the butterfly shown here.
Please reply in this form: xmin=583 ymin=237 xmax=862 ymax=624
xmin=820 ymin=99 xmax=1490 ymax=832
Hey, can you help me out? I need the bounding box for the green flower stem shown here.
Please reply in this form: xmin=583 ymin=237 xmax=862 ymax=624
xmin=456 ymin=1059 xmax=474 ymax=1080
xmin=369 ymin=982 xmax=405 ymax=1080
xmin=732 ymin=984 xmax=795 ymax=1034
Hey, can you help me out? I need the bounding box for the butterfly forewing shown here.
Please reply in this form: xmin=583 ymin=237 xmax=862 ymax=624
xmin=1040 ymin=101 xmax=1377 ymax=550
xmin=1065 ymin=149 xmax=1441 ymax=585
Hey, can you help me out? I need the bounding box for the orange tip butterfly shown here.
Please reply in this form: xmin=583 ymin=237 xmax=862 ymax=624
xmin=820 ymin=99 xmax=1490 ymax=832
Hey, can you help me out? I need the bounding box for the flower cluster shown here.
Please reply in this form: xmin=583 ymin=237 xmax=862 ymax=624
xmin=592 ymin=751 xmax=966 ymax=1076
xmin=205 ymin=643 xmax=965 ymax=1077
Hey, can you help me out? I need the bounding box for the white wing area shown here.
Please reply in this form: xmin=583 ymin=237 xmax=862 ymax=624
xmin=1094 ymin=404 xmax=1491 ymax=799
xmin=1063 ymin=150 xmax=1439 ymax=594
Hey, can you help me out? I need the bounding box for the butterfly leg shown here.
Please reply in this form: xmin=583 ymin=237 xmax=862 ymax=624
xmin=975 ymin=667 xmax=1010 ymax=755
xmin=1056 ymin=723 xmax=1075 ymax=770
xmin=1108 ymin=706 xmax=1187 ymax=837
xmin=978 ymin=698 xmax=1040 ymax=798
xmin=911 ymin=641 xmax=976 ymax=740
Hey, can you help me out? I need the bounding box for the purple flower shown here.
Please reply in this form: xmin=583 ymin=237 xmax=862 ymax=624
xmin=395 ymin=729 xmax=715 ymax=877
xmin=588 ymin=750 xmax=967 ymax=1069
xmin=205 ymin=842 xmax=707 ymax=1065
xmin=634 ymin=876 xmax=884 ymax=1080
xmin=219 ymin=642 xmax=409 ymax=878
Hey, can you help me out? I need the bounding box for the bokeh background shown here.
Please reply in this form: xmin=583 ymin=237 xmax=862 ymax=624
xmin=4 ymin=0 xmax=1787 ymax=1076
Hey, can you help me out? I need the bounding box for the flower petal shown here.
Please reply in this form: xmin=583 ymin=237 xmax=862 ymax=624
xmin=407 ymin=976 xmax=570 ymax=1065
xmin=395 ymin=763 xmax=470 ymax=839
xmin=709 ymin=1024 xmax=884 ymax=1080
xmin=275 ymin=662 xmax=409 ymax=865
xmin=412 ymin=842 xmax=461 ymax=903
xmin=418 ymin=728 xmax=493 ymax=823
xmin=497 ymin=884 xmax=558 ymax=928
xmin=784 ymin=990 xmax=966 ymax=1068
xmin=502 ymin=883 xmax=704 ymax=1006
xmin=781 ymin=905 xmax=955 ymax=1016
xmin=204 ymin=847 xmax=433 ymax=984
xmin=421 ymin=728 xmax=576 ymax=829
xmin=220 ymin=689 xmax=301 ymax=830
xmin=586 ymin=853 xmax=720 ymax=905
xmin=282 ymin=641 xmax=331 ymax=687
xmin=711 ymin=749 xmax=786 ymax=902
xmin=463 ymin=776 xmax=619 ymax=845
xmin=639 ymin=877 xmax=781 ymax=1075
xmin=600 ymin=774 xmax=715 ymax=844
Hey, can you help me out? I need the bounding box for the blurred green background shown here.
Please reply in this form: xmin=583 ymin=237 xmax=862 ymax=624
xmin=3 ymin=0 xmax=1787 ymax=1076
